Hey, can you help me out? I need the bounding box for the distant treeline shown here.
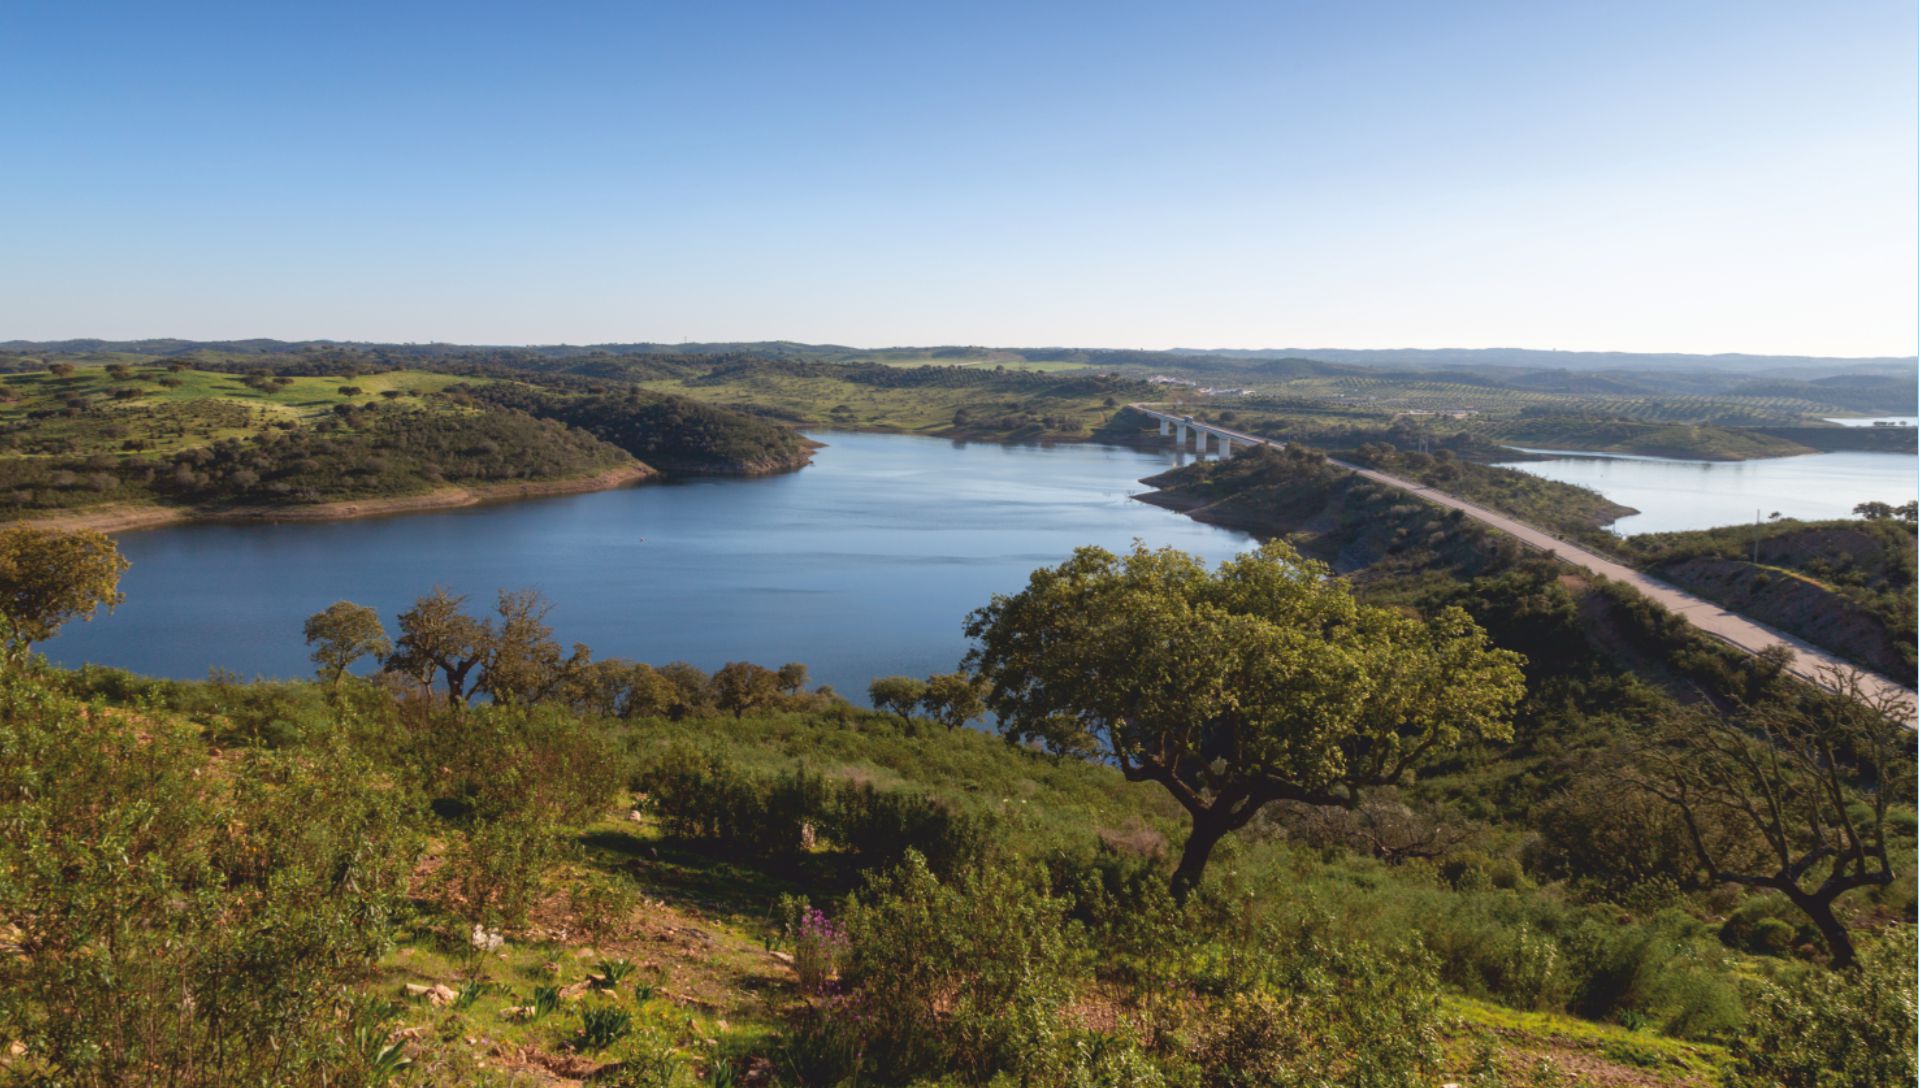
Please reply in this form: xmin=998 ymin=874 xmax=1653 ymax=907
xmin=460 ymin=383 xmax=812 ymax=475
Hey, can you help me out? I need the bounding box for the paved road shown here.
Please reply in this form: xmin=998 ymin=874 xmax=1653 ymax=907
xmin=1133 ymin=406 xmax=1915 ymax=713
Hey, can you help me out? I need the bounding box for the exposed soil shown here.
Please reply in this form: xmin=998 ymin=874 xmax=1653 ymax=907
xmin=1654 ymin=555 xmax=1911 ymax=682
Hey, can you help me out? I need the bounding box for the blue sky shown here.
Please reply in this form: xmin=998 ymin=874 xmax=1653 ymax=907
xmin=2 ymin=1 xmax=1912 ymax=355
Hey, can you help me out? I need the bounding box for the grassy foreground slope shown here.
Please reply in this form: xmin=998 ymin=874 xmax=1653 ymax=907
xmin=2 ymin=663 xmax=1751 ymax=1087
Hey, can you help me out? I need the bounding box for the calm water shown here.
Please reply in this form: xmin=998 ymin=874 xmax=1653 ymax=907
xmin=1498 ymin=449 xmax=1918 ymax=535
xmin=48 ymin=433 xmax=1249 ymax=699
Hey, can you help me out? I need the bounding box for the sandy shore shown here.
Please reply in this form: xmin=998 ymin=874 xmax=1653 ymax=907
xmin=15 ymin=462 xmax=662 ymax=534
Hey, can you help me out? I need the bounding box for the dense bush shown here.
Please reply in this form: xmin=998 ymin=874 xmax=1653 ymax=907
xmin=1729 ymin=928 xmax=1916 ymax=1087
xmin=638 ymin=744 xmax=996 ymax=875
xmin=784 ymin=852 xmax=1450 ymax=1087
xmin=0 ymin=672 xmax=419 ymax=1086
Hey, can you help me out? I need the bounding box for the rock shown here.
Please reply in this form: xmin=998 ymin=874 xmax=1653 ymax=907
xmin=627 ymin=809 xmax=646 ymax=823
xmin=402 ymin=982 xmax=459 ymax=1006
xmin=501 ymin=1005 xmax=533 ymax=1021
xmin=769 ymin=950 xmax=794 ymax=965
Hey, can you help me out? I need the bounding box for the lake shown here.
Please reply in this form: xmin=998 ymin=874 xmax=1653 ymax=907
xmin=1498 ymin=448 xmax=1919 ymax=535
xmin=1824 ymin=416 xmax=1918 ymax=427
xmin=47 ymin=433 xmax=1250 ymax=699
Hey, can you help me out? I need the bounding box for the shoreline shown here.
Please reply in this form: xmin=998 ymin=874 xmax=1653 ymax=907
xmin=15 ymin=462 xmax=664 ymax=535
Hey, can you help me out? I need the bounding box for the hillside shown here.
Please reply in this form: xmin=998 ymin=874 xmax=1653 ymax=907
xmin=1132 ymin=432 xmax=1635 ymax=558
xmin=5 ymin=521 xmax=1910 ymax=1086
xmin=0 ymin=362 xmax=817 ymax=524
xmin=1489 ymin=419 xmax=1815 ymax=461
xmin=1133 ymin=443 xmax=1525 ymax=577
xmin=1629 ymin=519 xmax=1918 ymax=683
xmin=461 ymin=384 xmax=815 ymax=476
xmin=0 ymin=479 xmax=1908 ymax=1086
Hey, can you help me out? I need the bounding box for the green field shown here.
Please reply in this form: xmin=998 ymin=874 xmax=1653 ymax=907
xmin=0 ymin=365 xmax=467 ymax=458
xmin=630 ymin=369 xmax=1134 ymax=441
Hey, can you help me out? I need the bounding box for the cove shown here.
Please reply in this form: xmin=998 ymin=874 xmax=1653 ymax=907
xmin=46 ymin=432 xmax=1252 ymax=701
xmin=1497 ymin=448 xmax=1919 ymax=535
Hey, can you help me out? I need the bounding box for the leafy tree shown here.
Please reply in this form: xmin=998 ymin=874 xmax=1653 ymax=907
xmin=564 ymin=657 xmax=678 ymax=719
xmin=1853 ymin=500 xmax=1896 ymax=520
xmin=656 ymin=661 xmax=712 ymax=719
xmin=868 ymin=676 xmax=927 ymax=721
xmin=964 ymin=542 xmax=1525 ymax=898
xmin=919 ymin=672 xmax=986 ymax=731
xmin=1628 ymin=671 xmax=1913 ymax=968
xmin=713 ymin=660 xmax=780 ymax=718
xmin=478 ymin=588 xmax=574 ymax=706
xmin=0 ymin=527 xmax=128 ymax=660
xmin=618 ymin=661 xmax=679 ymax=718
xmin=776 ymin=661 xmax=810 ymax=695
xmin=302 ymin=600 xmax=391 ymax=685
xmin=386 ymin=588 xmax=489 ymax=705
xmin=47 ymin=362 xmax=75 ymax=378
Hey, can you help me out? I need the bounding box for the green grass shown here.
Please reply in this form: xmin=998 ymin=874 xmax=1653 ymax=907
xmin=1444 ymin=995 xmax=1732 ymax=1085
xmin=632 ymin=371 xmax=1124 ymax=440
xmin=0 ymin=366 xmax=471 ymax=458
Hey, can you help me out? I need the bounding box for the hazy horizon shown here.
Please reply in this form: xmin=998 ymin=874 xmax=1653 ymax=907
xmin=4 ymin=2 xmax=1913 ymax=356
xmin=4 ymin=334 xmax=1914 ymax=364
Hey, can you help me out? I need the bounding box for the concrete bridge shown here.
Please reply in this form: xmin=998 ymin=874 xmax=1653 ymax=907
xmin=1128 ymin=404 xmax=1916 ymax=716
xmin=1138 ymin=407 xmax=1273 ymax=459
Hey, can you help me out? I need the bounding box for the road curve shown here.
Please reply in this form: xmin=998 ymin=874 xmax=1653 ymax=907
xmin=1130 ymin=406 xmax=1915 ymax=713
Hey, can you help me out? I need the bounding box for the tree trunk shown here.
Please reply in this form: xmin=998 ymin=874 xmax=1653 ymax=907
xmin=1789 ymin=889 xmax=1857 ymax=969
xmin=1170 ymin=814 xmax=1231 ymax=903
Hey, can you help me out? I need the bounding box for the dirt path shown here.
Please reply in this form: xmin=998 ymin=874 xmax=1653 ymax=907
xmin=1132 ymin=406 xmax=1915 ymax=713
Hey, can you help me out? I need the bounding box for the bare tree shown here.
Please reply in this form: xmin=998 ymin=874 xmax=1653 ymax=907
xmin=1628 ymin=670 xmax=1914 ymax=968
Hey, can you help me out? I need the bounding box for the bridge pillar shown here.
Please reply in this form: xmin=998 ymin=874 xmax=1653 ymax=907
xmin=1175 ymin=423 xmax=1187 ymax=448
xmin=1219 ymin=436 xmax=1232 ymax=458
xmin=1157 ymin=417 xmax=1170 ymax=437
xmin=1194 ymin=429 xmax=1208 ymax=455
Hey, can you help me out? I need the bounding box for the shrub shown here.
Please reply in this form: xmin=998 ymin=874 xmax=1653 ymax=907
xmin=827 ymin=852 xmax=1083 ymax=1082
xmin=0 ymin=674 xmax=417 ymax=1085
xmin=577 ymin=1002 xmax=634 ymax=1051
xmin=439 ymin=810 xmax=561 ymax=927
xmin=1730 ymin=927 xmax=1916 ymax=1087
xmin=789 ymin=905 xmax=848 ymax=994
xmin=636 ymin=744 xmax=997 ymax=874
xmin=1191 ymin=910 xmax=1444 ymax=1088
